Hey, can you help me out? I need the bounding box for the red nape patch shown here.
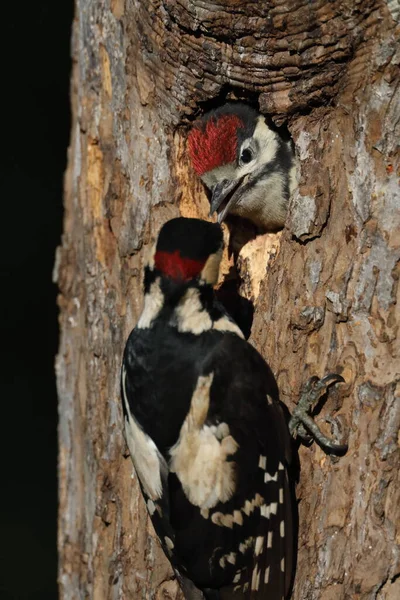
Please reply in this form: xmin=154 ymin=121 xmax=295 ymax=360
xmin=155 ymin=250 xmax=206 ymax=281
xmin=188 ymin=114 xmax=244 ymax=175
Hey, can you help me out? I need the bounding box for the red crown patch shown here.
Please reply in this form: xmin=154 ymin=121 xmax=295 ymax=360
xmin=155 ymin=250 xmax=206 ymax=281
xmin=188 ymin=114 xmax=244 ymax=176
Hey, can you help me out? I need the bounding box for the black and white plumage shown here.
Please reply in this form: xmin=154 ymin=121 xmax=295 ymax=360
xmin=188 ymin=103 xmax=296 ymax=231
xmin=121 ymin=217 xmax=295 ymax=599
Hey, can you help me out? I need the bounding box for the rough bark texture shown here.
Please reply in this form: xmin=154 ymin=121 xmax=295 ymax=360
xmin=57 ymin=1 xmax=400 ymax=599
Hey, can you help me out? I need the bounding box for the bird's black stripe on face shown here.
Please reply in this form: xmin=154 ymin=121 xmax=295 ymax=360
xmin=248 ymin=138 xmax=293 ymax=201
xmin=143 ymin=265 xmax=158 ymax=294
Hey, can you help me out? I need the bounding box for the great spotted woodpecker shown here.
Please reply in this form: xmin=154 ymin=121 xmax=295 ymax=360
xmin=188 ymin=104 xmax=296 ymax=231
xmin=121 ymin=217 xmax=295 ymax=599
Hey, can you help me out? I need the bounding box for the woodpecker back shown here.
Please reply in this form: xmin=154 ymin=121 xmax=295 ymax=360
xmin=121 ymin=217 xmax=295 ymax=598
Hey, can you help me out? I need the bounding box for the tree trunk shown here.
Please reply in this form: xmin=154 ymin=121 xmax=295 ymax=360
xmin=57 ymin=1 xmax=400 ymax=598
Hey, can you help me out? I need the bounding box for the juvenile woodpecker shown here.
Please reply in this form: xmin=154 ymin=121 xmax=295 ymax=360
xmin=121 ymin=217 xmax=295 ymax=599
xmin=188 ymin=104 xmax=296 ymax=231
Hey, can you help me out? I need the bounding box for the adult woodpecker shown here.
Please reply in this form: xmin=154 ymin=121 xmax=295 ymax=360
xmin=121 ymin=217 xmax=295 ymax=599
xmin=188 ymin=104 xmax=296 ymax=231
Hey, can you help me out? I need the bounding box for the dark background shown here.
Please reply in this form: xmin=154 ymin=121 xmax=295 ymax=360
xmin=1 ymin=2 xmax=73 ymax=598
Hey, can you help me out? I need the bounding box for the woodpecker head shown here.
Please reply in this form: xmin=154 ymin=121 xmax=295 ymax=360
xmin=188 ymin=103 xmax=295 ymax=230
xmin=150 ymin=217 xmax=223 ymax=287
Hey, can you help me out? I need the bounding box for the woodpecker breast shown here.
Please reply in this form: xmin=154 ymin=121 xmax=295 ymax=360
xmin=188 ymin=103 xmax=296 ymax=231
xmin=121 ymin=217 xmax=295 ymax=599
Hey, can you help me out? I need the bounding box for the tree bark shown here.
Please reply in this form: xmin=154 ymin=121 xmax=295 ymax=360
xmin=57 ymin=1 xmax=400 ymax=598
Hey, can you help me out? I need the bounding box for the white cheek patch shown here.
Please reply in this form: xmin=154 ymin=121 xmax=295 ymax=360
xmin=234 ymin=117 xmax=278 ymax=179
xmin=122 ymin=366 xmax=164 ymax=500
xmin=137 ymin=279 xmax=164 ymax=329
xmin=253 ymin=116 xmax=278 ymax=165
xmin=200 ymin=250 xmax=222 ymax=286
xmin=169 ymin=373 xmax=239 ymax=509
xmin=143 ymin=242 xmax=157 ymax=269
xmin=232 ymin=171 xmax=287 ymax=228
xmin=175 ymin=288 xmax=212 ymax=335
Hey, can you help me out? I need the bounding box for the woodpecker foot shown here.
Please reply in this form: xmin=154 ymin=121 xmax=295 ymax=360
xmin=289 ymin=374 xmax=348 ymax=455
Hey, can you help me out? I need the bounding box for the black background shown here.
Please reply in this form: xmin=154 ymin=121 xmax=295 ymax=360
xmin=1 ymin=2 xmax=73 ymax=598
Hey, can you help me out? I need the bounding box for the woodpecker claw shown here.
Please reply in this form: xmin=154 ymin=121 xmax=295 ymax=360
xmin=289 ymin=373 xmax=348 ymax=455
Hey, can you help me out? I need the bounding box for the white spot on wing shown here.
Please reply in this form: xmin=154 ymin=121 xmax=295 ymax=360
xmin=281 ymin=557 xmax=285 ymax=572
xmin=264 ymin=566 xmax=270 ymax=583
xmin=211 ymin=512 xmax=234 ymax=528
xmin=243 ymin=500 xmax=252 ymax=516
xmin=239 ymin=537 xmax=254 ymax=554
xmin=267 ymin=531 xmax=273 ymax=548
xmin=212 ymin=493 xmax=264 ymax=526
xmin=255 ymin=536 xmax=264 ymax=556
xmin=280 ymin=520 xmax=285 ymax=537
xmin=233 ymin=510 xmax=243 ymax=526
xmin=258 ymin=455 xmax=267 ymax=470
xmin=251 ymin=565 xmax=260 ymax=591
xmin=270 ymin=502 xmax=278 ymax=515
xmin=279 ymin=487 xmax=284 ymax=504
xmin=265 ymin=471 xmax=278 ymax=482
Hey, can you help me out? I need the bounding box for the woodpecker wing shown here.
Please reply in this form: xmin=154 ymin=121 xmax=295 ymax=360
xmin=189 ymin=333 xmax=294 ymax=599
xmin=122 ymin=325 xmax=294 ymax=599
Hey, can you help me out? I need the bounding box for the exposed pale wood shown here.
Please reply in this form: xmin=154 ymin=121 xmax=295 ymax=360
xmin=57 ymin=1 xmax=400 ymax=598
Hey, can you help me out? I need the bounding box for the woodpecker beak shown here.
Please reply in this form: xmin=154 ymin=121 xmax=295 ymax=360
xmin=210 ymin=177 xmax=246 ymax=223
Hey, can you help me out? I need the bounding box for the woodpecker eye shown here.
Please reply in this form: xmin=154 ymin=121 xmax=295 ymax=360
xmin=240 ymin=148 xmax=253 ymax=164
